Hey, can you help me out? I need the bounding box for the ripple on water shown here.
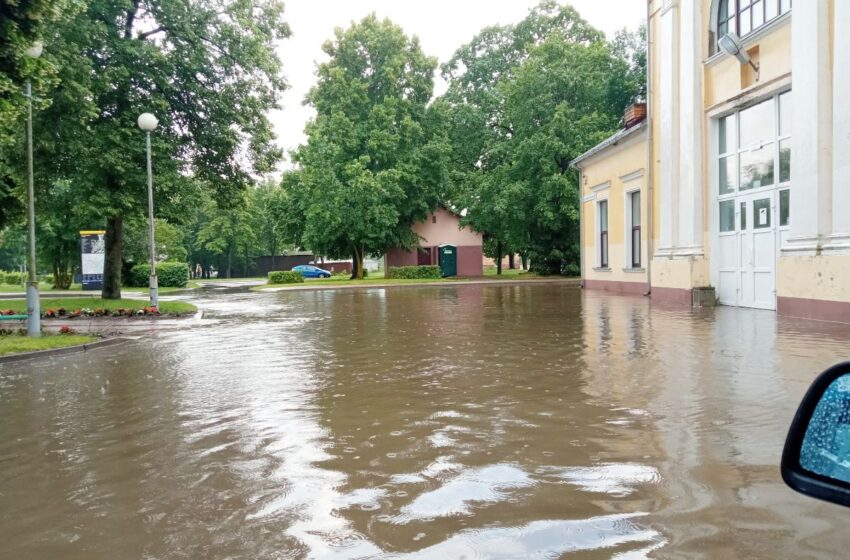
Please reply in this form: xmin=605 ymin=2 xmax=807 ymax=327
xmin=384 ymin=513 xmax=664 ymax=559
xmin=545 ymin=463 xmax=661 ymax=497
xmin=390 ymin=463 xmax=533 ymax=523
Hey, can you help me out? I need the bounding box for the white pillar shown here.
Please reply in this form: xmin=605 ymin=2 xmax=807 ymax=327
xmin=785 ymin=0 xmax=832 ymax=255
xmin=657 ymin=0 xmax=679 ymax=255
xmin=827 ymin=0 xmax=850 ymax=253
xmin=676 ymin=0 xmax=703 ymax=256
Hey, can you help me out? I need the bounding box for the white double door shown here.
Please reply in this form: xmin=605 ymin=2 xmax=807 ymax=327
xmin=718 ymin=191 xmax=777 ymax=310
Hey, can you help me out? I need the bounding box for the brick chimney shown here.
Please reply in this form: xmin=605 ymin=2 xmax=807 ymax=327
xmin=624 ymin=102 xmax=647 ymax=129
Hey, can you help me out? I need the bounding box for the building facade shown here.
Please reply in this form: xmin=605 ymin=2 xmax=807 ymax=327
xmin=577 ymin=0 xmax=850 ymax=322
xmin=573 ymin=122 xmax=648 ymax=295
xmin=385 ymin=207 xmax=484 ymax=277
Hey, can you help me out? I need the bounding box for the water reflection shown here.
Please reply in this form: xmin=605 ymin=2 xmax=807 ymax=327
xmin=1 ymin=285 xmax=849 ymax=558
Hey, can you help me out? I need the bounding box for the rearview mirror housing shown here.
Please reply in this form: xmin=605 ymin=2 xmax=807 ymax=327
xmin=782 ymin=361 xmax=850 ymax=508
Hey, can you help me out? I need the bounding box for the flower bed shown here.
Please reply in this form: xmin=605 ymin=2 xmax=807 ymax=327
xmin=2 ymin=306 xmax=163 ymax=319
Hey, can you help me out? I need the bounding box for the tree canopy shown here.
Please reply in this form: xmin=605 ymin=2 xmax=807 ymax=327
xmin=283 ymin=14 xmax=450 ymax=278
xmin=441 ymin=1 xmax=645 ymax=273
xmin=13 ymin=0 xmax=289 ymax=296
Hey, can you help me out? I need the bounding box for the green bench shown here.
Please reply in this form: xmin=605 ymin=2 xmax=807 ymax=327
xmin=0 ymin=315 xmax=27 ymax=321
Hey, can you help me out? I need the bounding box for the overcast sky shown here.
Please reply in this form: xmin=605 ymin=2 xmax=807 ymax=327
xmin=271 ymin=0 xmax=646 ymax=168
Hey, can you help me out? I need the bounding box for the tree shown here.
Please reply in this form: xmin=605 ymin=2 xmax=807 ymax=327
xmin=249 ymin=178 xmax=290 ymax=257
xmin=441 ymin=1 xmax=643 ymax=274
xmin=124 ymin=218 xmax=188 ymax=266
xmin=286 ymin=15 xmax=450 ymax=278
xmin=0 ymin=1 xmax=81 ymax=230
xmin=27 ymin=0 xmax=289 ymax=298
xmin=194 ymin=194 xmax=256 ymax=279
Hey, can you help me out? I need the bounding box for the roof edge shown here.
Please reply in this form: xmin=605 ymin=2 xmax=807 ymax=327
xmin=570 ymin=121 xmax=648 ymax=169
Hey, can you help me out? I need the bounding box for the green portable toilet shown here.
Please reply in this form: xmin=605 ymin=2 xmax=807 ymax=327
xmin=438 ymin=244 xmax=457 ymax=277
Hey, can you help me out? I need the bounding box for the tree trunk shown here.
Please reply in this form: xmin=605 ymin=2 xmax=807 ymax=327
xmin=243 ymin=242 xmax=248 ymax=277
xmin=52 ymin=261 xmax=73 ymax=290
xmin=521 ymin=253 xmax=528 ymax=270
xmin=350 ymin=249 xmax=359 ymax=280
xmin=508 ymin=253 xmax=516 ymax=270
xmin=496 ymin=240 xmax=503 ymax=276
xmin=357 ymin=246 xmax=365 ymax=279
xmin=350 ymin=246 xmax=365 ymax=279
xmin=226 ymin=247 xmax=233 ymax=279
xmin=101 ymin=214 xmax=124 ymax=299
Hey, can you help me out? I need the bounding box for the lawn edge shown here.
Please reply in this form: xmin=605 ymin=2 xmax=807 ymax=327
xmin=0 ymin=336 xmax=131 ymax=364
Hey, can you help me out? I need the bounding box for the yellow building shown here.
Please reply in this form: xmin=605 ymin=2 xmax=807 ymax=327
xmin=572 ymin=120 xmax=648 ymax=295
xmin=575 ymin=0 xmax=850 ymax=322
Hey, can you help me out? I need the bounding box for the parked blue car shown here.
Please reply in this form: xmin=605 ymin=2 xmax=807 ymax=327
xmin=292 ymin=264 xmax=332 ymax=279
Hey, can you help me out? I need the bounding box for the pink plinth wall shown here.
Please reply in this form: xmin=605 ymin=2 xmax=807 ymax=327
xmin=456 ymin=245 xmax=484 ymax=277
xmin=385 ymin=245 xmax=483 ymax=277
xmin=386 ymin=248 xmax=418 ymax=269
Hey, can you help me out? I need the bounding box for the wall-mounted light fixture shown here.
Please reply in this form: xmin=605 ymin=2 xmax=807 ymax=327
xmin=719 ymin=32 xmax=759 ymax=80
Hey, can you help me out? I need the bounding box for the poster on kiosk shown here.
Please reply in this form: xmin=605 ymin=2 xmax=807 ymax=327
xmin=80 ymin=230 xmax=106 ymax=291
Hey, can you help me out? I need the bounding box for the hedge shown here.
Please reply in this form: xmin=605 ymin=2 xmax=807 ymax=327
xmin=268 ymin=270 xmax=304 ymax=284
xmin=386 ymin=265 xmax=442 ymax=279
xmin=4 ymin=271 xmax=22 ymax=285
xmin=128 ymin=262 xmax=189 ymax=288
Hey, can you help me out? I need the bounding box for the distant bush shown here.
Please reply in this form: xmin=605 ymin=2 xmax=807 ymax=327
xmin=44 ymin=273 xmax=54 ymax=285
xmin=386 ymin=265 xmax=442 ymax=279
xmin=129 ymin=262 xmax=189 ymax=288
xmin=268 ymin=270 xmax=304 ymax=284
xmin=4 ymin=271 xmax=22 ymax=285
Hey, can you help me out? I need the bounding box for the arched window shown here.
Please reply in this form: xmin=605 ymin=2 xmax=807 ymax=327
xmin=715 ymin=0 xmax=791 ymax=49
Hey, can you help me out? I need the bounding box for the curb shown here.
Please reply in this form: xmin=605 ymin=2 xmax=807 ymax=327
xmin=0 ymin=337 xmax=131 ymax=364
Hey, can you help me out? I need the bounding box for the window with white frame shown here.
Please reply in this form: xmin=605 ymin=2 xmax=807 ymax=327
xmin=598 ymin=199 xmax=608 ymax=268
xmin=716 ymin=91 xmax=791 ymax=229
xmin=625 ymin=190 xmax=641 ymax=269
xmin=713 ymin=0 xmax=791 ymax=54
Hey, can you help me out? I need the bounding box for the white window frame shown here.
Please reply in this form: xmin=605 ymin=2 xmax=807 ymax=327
xmin=596 ymin=198 xmax=609 ymax=269
xmin=624 ymin=187 xmax=642 ymax=270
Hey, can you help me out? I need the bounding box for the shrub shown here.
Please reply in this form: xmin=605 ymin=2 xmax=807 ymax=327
xmin=386 ymin=265 xmax=442 ymax=279
xmin=268 ymin=270 xmax=304 ymax=284
xmin=4 ymin=271 xmax=22 ymax=285
xmin=44 ymin=273 xmax=54 ymax=285
xmin=129 ymin=262 xmax=189 ymax=288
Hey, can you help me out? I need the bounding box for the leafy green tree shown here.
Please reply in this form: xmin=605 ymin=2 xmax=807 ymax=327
xmin=25 ymin=0 xmax=289 ymax=298
xmin=124 ymin=218 xmax=188 ymax=266
xmin=441 ymin=1 xmax=643 ymax=274
xmin=194 ymin=195 xmax=256 ymax=279
xmin=248 ymin=178 xmax=291 ymax=257
xmin=286 ymin=15 xmax=450 ymax=278
xmin=0 ymin=1 xmax=82 ymax=230
xmin=37 ymin=180 xmax=88 ymax=289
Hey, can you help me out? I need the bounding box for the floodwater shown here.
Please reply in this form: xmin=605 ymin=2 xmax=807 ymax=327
xmin=2 ymin=284 xmax=850 ymax=559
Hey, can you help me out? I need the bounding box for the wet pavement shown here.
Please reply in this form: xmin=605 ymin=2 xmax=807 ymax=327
xmin=1 ymin=284 xmax=849 ymax=559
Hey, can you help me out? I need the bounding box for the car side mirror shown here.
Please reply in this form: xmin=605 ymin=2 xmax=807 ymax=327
xmin=782 ymin=361 xmax=850 ymax=508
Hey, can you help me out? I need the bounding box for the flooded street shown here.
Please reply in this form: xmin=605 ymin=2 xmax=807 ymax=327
xmin=2 ymin=284 xmax=850 ymax=559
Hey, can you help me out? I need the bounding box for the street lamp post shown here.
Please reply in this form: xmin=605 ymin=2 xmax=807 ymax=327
xmin=24 ymin=41 xmax=43 ymax=337
xmin=137 ymin=112 xmax=159 ymax=309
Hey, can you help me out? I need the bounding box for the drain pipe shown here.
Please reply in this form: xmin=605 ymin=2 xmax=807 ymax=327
xmin=578 ymin=167 xmax=585 ymax=288
xmin=643 ymin=1 xmax=654 ymax=297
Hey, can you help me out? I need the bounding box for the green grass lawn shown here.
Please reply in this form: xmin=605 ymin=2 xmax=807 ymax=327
xmin=0 ymin=334 xmax=98 ymax=357
xmin=0 ymin=298 xmax=197 ymax=315
xmin=0 ymin=282 xmax=200 ymax=295
xmin=484 ymin=267 xmax=535 ymax=278
xmin=0 ymin=282 xmax=83 ymax=293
